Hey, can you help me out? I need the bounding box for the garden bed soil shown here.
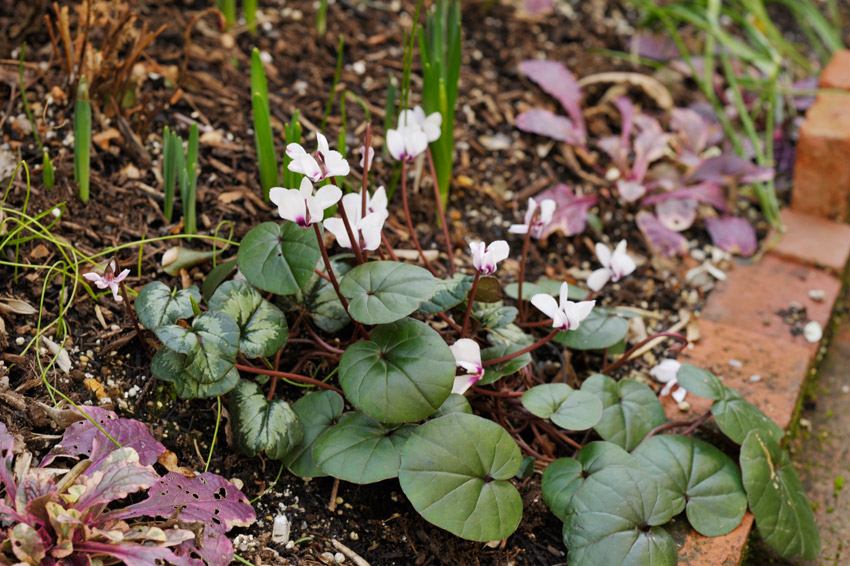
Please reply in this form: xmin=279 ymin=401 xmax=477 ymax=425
xmin=0 ymin=1 xmax=815 ymax=564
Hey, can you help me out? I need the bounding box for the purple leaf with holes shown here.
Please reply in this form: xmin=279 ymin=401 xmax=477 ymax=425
xmin=519 ymin=60 xmax=586 ymax=141
xmin=536 ymin=184 xmax=597 ymax=237
xmin=109 ymin=472 xmax=256 ymax=535
xmin=74 ymin=448 xmax=159 ymax=513
xmin=655 ymin=198 xmax=699 ymax=232
xmin=617 ymin=180 xmax=648 ymax=202
xmin=75 ymin=541 xmax=200 ymax=566
xmin=705 ymin=216 xmax=757 ymax=256
xmin=636 ymin=211 xmax=689 ymax=257
xmin=42 ymin=407 xmax=165 ymax=472
xmin=690 ymin=154 xmax=774 ymax=186
xmin=515 ymin=109 xmax=584 ymax=146
xmin=174 ymin=528 xmax=235 ymax=566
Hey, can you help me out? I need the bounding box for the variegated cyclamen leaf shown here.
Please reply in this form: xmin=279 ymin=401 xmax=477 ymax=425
xmin=135 ymin=282 xmax=201 ymax=331
xmin=229 ymin=379 xmax=304 ymax=461
xmin=208 ymin=280 xmax=288 ymax=358
xmin=416 ymin=274 xmax=473 ymax=314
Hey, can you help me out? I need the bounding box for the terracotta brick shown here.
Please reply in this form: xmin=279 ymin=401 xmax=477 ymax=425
xmin=791 ymin=93 xmax=850 ymax=220
xmin=700 ymin=255 xmax=841 ymax=355
xmin=662 ymin=319 xmax=811 ymax=431
xmin=819 ymin=49 xmax=850 ymax=91
xmin=771 ymin=208 xmax=850 ymax=273
xmin=669 ymin=512 xmax=754 ymax=566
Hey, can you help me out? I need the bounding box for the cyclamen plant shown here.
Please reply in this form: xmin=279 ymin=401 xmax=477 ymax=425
xmin=129 ymin=118 xmax=819 ymax=565
xmin=0 ymin=407 xmax=255 ymax=566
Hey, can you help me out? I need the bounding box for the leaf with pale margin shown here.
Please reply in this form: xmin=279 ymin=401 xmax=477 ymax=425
xmin=473 ymin=303 xmax=517 ymax=331
xmin=417 ymin=273 xmax=473 ymax=314
xmin=74 ymin=447 xmax=160 ymax=512
xmin=277 ymin=256 xmax=352 ymax=333
xmin=340 ymin=261 xmax=436 ymax=324
xmin=135 ymin=282 xmax=200 ymax=331
xmin=238 ymin=222 xmax=320 ymax=295
xmin=150 ymin=311 xmax=240 ymax=399
xmin=740 ymin=429 xmax=820 ymax=560
xmin=10 ymin=523 xmax=46 ymax=565
xmin=208 ymin=280 xmax=288 ymax=358
xmin=285 ymin=390 xmax=345 ymax=477
xmin=554 ymin=310 xmax=628 ymax=350
xmin=313 ymin=411 xmax=416 ymax=484
xmin=522 ymin=384 xmax=602 ymax=431
xmin=480 ymin=329 xmax=533 ymax=385
xmin=676 ymin=363 xmax=725 ymax=400
xmin=634 ymin=435 xmax=747 ymax=536
xmin=542 ymin=441 xmax=633 ymax=521
xmin=399 ymin=413 xmax=522 ymax=541
xmin=340 ymin=318 xmax=455 ymax=422
xmin=712 ymin=387 xmax=784 ymax=444
xmin=202 ymin=258 xmax=238 ymax=301
xmin=581 ymin=374 xmax=665 ymax=451
xmin=564 ymin=466 xmax=678 ymax=566
xmin=228 ymin=379 xmax=304 ymax=461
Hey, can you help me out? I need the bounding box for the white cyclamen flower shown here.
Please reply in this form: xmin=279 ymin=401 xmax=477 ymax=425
xmin=469 ymin=240 xmax=510 ymax=275
xmin=386 ymin=126 xmax=428 ymax=162
xmin=508 ymin=197 xmax=556 ymax=239
xmin=587 ymin=240 xmax=637 ymax=291
xmin=359 ymin=145 xmax=375 ymax=170
xmin=83 ymin=258 xmax=130 ymax=302
xmin=398 ymin=106 xmax=442 ymax=143
xmin=650 ymin=359 xmax=687 ymax=403
xmin=270 ymin=178 xmax=342 ymax=228
xmin=324 ymin=192 xmax=386 ymax=251
xmin=450 ymin=338 xmax=485 ymax=395
xmin=286 ymin=132 xmax=350 ymax=182
xmin=531 ymin=282 xmax=596 ymax=332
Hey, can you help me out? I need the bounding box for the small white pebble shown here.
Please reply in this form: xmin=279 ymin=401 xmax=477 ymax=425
xmin=748 ymin=375 xmax=761 ymax=382
xmin=728 ymin=359 xmax=742 ymax=368
xmin=271 ymin=515 xmax=290 ymax=545
xmin=15 ymin=337 xmax=25 ymax=346
xmin=51 ymin=207 xmax=61 ymax=217
xmin=334 ymin=552 xmax=346 ymax=563
xmin=842 ymin=385 xmax=850 ymax=394
xmin=259 ymin=51 xmax=273 ymax=64
xmin=808 ymin=289 xmax=825 ymax=303
xmin=804 ymin=321 xmax=823 ymax=343
xmin=352 ymin=60 xmax=366 ymax=74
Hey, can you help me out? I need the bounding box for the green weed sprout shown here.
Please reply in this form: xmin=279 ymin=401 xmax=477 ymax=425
xmin=179 ymin=123 xmax=199 ymax=235
xmin=19 ymin=44 xmax=54 ymax=189
xmin=74 ymin=76 xmax=92 ymax=203
xmin=419 ymin=0 xmax=461 ymax=209
xmin=161 ymin=126 xmax=179 ymax=222
xmin=317 ymin=0 xmax=328 ymax=35
xmin=282 ymin=110 xmax=303 ymax=190
xmin=251 ymin=48 xmax=279 ymax=202
xmin=217 ymin=0 xmax=236 ymax=28
xmin=244 ymin=0 xmax=258 ymax=32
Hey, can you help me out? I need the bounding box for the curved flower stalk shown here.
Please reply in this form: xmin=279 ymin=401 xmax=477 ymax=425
xmin=83 ymin=258 xmax=130 ymax=302
xmin=450 ymin=338 xmax=484 ymax=395
xmin=587 ymin=240 xmax=637 ymax=291
xmin=324 ymin=191 xmax=387 ymax=252
xmin=650 ymin=359 xmax=687 ymax=403
xmin=531 ymin=282 xmax=596 ymax=331
xmin=469 ymin=240 xmax=509 ymax=275
xmin=286 ymin=132 xmax=350 ymax=182
xmin=270 ymin=178 xmax=342 ymax=228
xmin=508 ymin=197 xmax=556 ymax=239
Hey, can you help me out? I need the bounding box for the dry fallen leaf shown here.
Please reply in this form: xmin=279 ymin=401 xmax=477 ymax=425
xmin=218 ymin=190 xmax=244 ymax=204
xmin=93 ymin=127 xmax=123 ymax=151
xmin=42 ymin=336 xmax=72 ymax=374
xmin=157 ymin=450 xmax=197 ymax=478
xmin=30 ymin=244 xmax=50 ymax=259
xmin=0 ymin=297 xmax=38 ymax=315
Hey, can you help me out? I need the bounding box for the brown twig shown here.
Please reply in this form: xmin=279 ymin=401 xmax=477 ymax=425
xmin=481 ymin=330 xmax=559 ymax=367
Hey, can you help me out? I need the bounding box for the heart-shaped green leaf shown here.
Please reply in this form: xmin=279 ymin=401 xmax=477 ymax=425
xmin=228 ymin=379 xmax=303 ymax=460
xmin=581 ymin=374 xmax=665 ymax=451
xmin=399 ymin=413 xmax=523 ymax=541
xmin=150 ymin=311 xmax=240 ymax=399
xmin=712 ymin=387 xmax=784 ymax=444
xmin=238 ymin=222 xmax=320 ymax=295
xmin=480 ymin=325 xmax=534 ymax=385
xmin=634 ymin=434 xmax=747 ymax=536
xmin=339 ymin=261 xmax=435 ymax=324
xmin=473 ymin=303 xmax=517 ymax=331
xmin=208 ymin=280 xmax=288 ymax=358
xmin=313 ymin=411 xmax=416 ymax=484
xmin=740 ymin=429 xmax=820 ymax=560
xmin=676 ymin=363 xmax=725 ymax=400
xmin=564 ymin=466 xmax=678 ymax=566
xmin=340 ymin=318 xmax=455 ymax=422
xmin=542 ymin=442 xmax=634 ymax=521
xmin=554 ymin=310 xmax=629 ymax=350
xmin=417 ymin=274 xmax=473 ymax=314
xmin=536 ymin=278 xmax=590 ymax=300
xmin=522 ymin=384 xmax=602 ymax=431
xmin=136 ymin=282 xmax=201 ymax=331
xmin=202 ymin=258 xmax=238 ymax=301
xmin=285 ymin=390 xmax=345 ymax=477
xmin=277 ymin=255 xmax=352 ymax=333
xmin=432 ymin=393 xmax=473 ymax=418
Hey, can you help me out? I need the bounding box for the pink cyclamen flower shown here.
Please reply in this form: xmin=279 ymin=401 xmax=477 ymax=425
xmin=450 ymin=338 xmax=485 ymax=395
xmin=83 ymin=258 xmax=130 ymax=302
xmin=324 ymin=191 xmax=386 ymax=252
xmin=398 ymin=106 xmax=442 ymax=143
xmin=587 ymin=240 xmax=636 ymax=291
xmin=386 ymin=126 xmax=428 ymax=162
xmin=508 ymin=197 xmax=556 ymax=239
xmin=469 ymin=240 xmax=510 ymax=275
xmin=531 ymin=282 xmax=595 ymax=331
xmin=269 ymin=178 xmax=342 ymax=228
xmin=650 ymin=359 xmax=687 ymax=403
xmin=286 ymin=132 xmax=350 ymax=182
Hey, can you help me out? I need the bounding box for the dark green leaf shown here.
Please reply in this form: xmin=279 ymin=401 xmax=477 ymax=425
xmin=542 ymin=458 xmax=583 ymax=521
xmin=285 ymin=390 xmax=345 ymax=477
xmin=676 ymin=363 xmax=725 ymax=400
xmin=340 ymin=261 xmax=436 ymax=324
xmin=432 ymin=393 xmax=473 ymax=418
xmin=417 ymin=274 xmax=473 ymax=314
xmin=202 ymin=258 xmax=238 ymax=301
xmin=554 ymin=310 xmax=629 ymax=350
xmin=474 ymin=275 xmax=502 ymax=303
xmin=712 ymin=387 xmax=784 ymax=444
xmin=238 ymin=222 xmax=320 ymax=295
xmin=504 ymin=282 xmax=548 ymax=300
xmin=208 ymin=280 xmax=288 ymax=358
xmin=480 ymin=325 xmax=534 ymax=385
xmin=522 ymin=384 xmax=602 ymax=431
xmin=229 ymin=379 xmax=303 ymax=460
xmin=581 ymin=374 xmax=665 ymax=451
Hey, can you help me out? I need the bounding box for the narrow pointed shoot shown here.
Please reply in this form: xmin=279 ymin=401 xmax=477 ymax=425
xmin=531 ymin=282 xmax=595 ymax=331
xmin=509 ymin=197 xmax=556 ymax=239
xmin=587 ymin=239 xmax=636 ymax=291
xmin=286 ymin=132 xmax=350 ymax=182
xmin=650 ymin=359 xmax=687 ymax=403
xmin=386 ymin=126 xmax=428 ymax=162
xmin=270 ymin=178 xmax=341 ymax=228
xmin=83 ymin=258 xmax=130 ymax=302
xmin=450 ymin=338 xmax=484 ymax=395
xmin=469 ymin=240 xmax=509 ymax=275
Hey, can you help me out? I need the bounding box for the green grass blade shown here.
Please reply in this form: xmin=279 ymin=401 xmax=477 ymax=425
xmin=74 ymin=76 xmax=91 ymax=203
xmin=184 ymin=123 xmax=199 ymax=235
xmin=244 ymin=0 xmax=258 ymax=33
xmin=321 ymin=35 xmax=345 ymax=131
xmin=250 ymin=48 xmax=270 ymax=114
xmin=317 ymin=0 xmax=328 ymax=35
xmin=383 ymin=74 xmax=398 ymax=144
xmin=283 ymin=110 xmax=303 ymax=189
xmin=162 ymin=126 xmax=176 ymax=222
xmin=42 ymin=150 xmax=54 ymax=190
xmin=217 ymin=0 xmax=236 ymax=28
xmin=253 ymin=92 xmax=279 ymax=201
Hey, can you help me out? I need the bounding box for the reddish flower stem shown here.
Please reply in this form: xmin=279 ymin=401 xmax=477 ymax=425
xmin=481 ymin=329 xmax=559 ymax=367
xmin=329 ymin=177 xmax=365 ymax=265
xmin=235 ymin=363 xmax=342 ymax=394
xmin=517 ymin=224 xmax=533 ymax=323
xmin=469 ymin=386 xmax=524 ymax=398
xmin=313 ymin=223 xmax=351 ymax=314
xmin=381 ymin=234 xmax=399 ymax=261
xmin=119 ymin=281 xmax=152 ymax=359
xmin=426 ymin=147 xmax=454 ymax=274
xmin=460 ymin=271 xmax=480 ymax=337
xmin=400 ymin=160 xmax=436 ymax=274
xmin=361 ymin=124 xmax=373 ymax=217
